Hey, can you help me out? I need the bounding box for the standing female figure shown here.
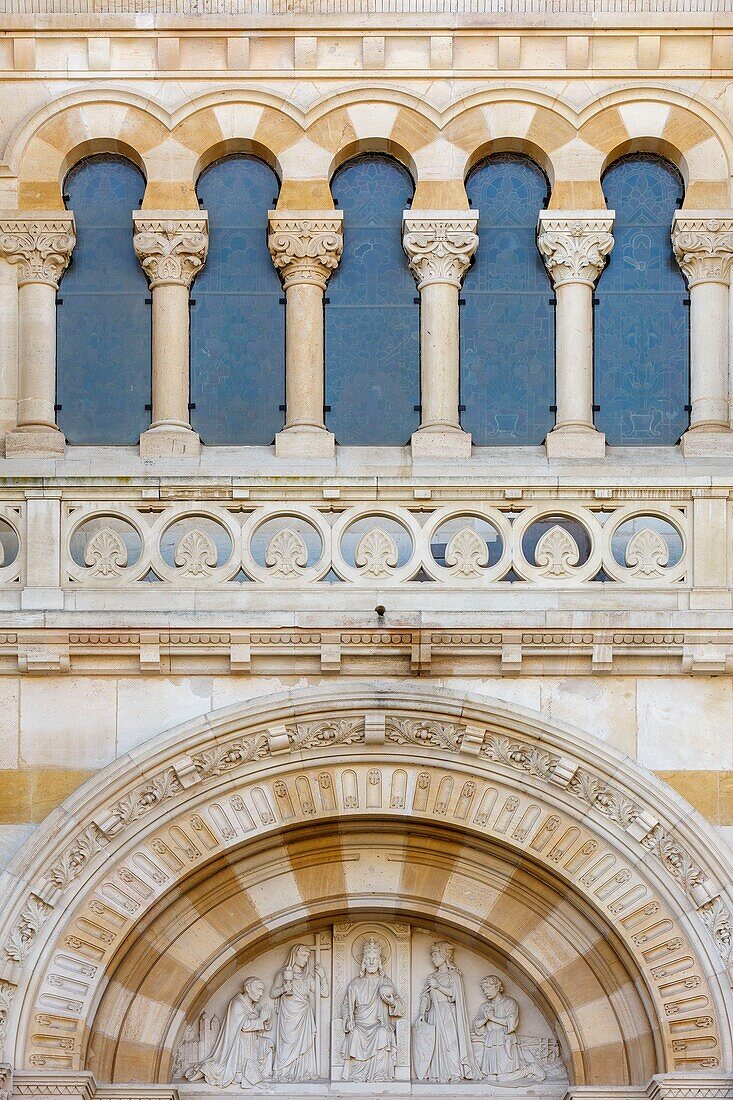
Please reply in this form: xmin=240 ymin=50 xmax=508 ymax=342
xmin=414 ymin=941 xmax=480 ymax=1083
xmin=271 ymin=943 xmax=328 ymax=1082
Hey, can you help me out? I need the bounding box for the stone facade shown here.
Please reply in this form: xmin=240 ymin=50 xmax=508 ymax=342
xmin=1 ymin=2 xmax=733 ymax=1100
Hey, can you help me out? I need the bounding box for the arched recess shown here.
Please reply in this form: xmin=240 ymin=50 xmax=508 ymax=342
xmin=1 ymin=685 xmax=732 ymax=1089
xmin=190 ymin=155 xmax=284 ymax=445
xmin=57 ymin=154 xmax=151 ymax=445
xmin=325 ymin=154 xmax=419 ymax=445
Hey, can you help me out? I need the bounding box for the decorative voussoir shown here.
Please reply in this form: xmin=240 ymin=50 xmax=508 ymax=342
xmin=0 ymin=213 xmax=76 ymax=288
xmin=268 ymin=211 xmax=344 ymax=289
xmin=537 ymin=213 xmax=615 ymax=287
xmin=671 ymin=213 xmax=733 ymax=285
xmin=402 ymin=212 xmax=479 ymax=288
xmin=132 ymin=213 xmax=209 ymax=288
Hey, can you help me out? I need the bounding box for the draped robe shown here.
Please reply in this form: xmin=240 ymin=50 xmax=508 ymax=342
xmin=473 ymin=993 xmax=545 ymax=1083
xmin=417 ymin=968 xmax=480 ymax=1083
xmin=189 ymin=992 xmax=273 ymax=1088
xmin=341 ymin=975 xmax=403 ymax=1082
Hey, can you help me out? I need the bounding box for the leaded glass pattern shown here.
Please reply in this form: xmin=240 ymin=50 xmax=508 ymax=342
xmin=191 ymin=155 xmax=284 ymax=445
xmin=461 ymin=154 xmax=554 ymax=445
xmin=595 ymin=154 xmax=688 ymax=445
xmin=326 ymin=154 xmax=419 ymax=445
xmin=57 ymin=155 xmax=150 ymax=445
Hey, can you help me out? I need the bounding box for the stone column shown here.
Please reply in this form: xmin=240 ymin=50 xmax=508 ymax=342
xmin=268 ymin=211 xmax=343 ymax=458
xmin=402 ymin=212 xmax=478 ymax=459
xmin=537 ymin=213 xmax=614 ymax=459
xmin=0 ymin=213 xmax=75 ymax=457
xmin=133 ymin=212 xmax=208 ymax=458
xmin=672 ymin=213 xmax=733 ymax=456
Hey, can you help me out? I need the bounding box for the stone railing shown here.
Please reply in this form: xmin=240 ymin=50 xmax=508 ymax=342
xmin=61 ymin=498 xmax=691 ymax=589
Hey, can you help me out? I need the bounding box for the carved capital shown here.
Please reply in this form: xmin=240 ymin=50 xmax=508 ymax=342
xmin=537 ymin=212 xmax=615 ymax=288
xmin=268 ymin=211 xmax=344 ymax=290
xmin=133 ymin=212 xmax=209 ymax=288
xmin=402 ymin=212 xmax=479 ymax=289
xmin=0 ymin=212 xmax=75 ymax=288
xmin=672 ymin=213 xmax=733 ymax=286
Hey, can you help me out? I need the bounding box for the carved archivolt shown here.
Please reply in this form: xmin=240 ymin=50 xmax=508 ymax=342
xmin=0 ymin=685 xmax=731 ymax=1083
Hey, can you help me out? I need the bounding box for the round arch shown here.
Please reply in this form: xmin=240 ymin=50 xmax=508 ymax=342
xmin=0 ymin=684 xmax=731 ymax=1087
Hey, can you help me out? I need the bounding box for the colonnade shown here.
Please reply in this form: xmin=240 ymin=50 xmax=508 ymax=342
xmin=0 ymin=206 xmax=732 ymax=458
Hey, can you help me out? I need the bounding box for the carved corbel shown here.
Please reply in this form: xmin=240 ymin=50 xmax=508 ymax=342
xmin=0 ymin=213 xmax=76 ymax=288
xmin=402 ymin=213 xmax=479 ymax=288
xmin=268 ymin=213 xmax=343 ymax=290
xmin=133 ymin=213 xmax=209 ymax=288
xmin=537 ymin=214 xmax=614 ymax=287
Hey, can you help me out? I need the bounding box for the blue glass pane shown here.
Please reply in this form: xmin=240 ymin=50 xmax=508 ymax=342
xmin=57 ymin=156 xmax=150 ymax=445
xmin=461 ymin=154 xmax=554 ymax=445
xmin=191 ymin=156 xmax=284 ymax=445
xmin=595 ymin=155 xmax=688 ymax=445
xmin=326 ymin=155 xmax=419 ymax=445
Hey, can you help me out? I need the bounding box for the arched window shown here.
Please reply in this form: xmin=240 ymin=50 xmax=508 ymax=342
xmin=191 ymin=155 xmax=283 ymax=445
xmin=461 ymin=154 xmax=554 ymax=445
xmin=326 ymin=154 xmax=419 ymax=445
xmin=57 ymin=155 xmax=149 ymax=444
xmin=595 ymin=154 xmax=688 ymax=445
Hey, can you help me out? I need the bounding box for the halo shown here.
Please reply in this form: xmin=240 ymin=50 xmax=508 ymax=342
xmin=351 ymin=932 xmax=391 ymax=967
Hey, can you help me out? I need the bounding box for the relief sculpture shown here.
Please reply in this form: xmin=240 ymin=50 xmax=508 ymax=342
xmin=271 ymin=943 xmax=328 ymax=1082
xmin=472 ymin=975 xmax=546 ymax=1084
xmin=176 ymin=925 xmax=566 ymax=1090
xmin=341 ymin=937 xmax=404 ymax=1082
xmin=413 ymin=941 xmax=480 ymax=1083
xmin=185 ymin=977 xmax=274 ymax=1088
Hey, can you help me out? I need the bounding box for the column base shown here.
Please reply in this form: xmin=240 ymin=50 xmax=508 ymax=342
xmin=275 ymin=426 xmax=335 ymax=458
xmin=411 ymin=427 xmax=472 ymax=459
xmin=5 ymin=426 xmax=65 ymax=458
xmin=140 ymin=425 xmax=201 ymax=458
xmin=545 ymin=426 xmax=605 ymax=459
xmin=680 ymin=427 xmax=733 ymax=456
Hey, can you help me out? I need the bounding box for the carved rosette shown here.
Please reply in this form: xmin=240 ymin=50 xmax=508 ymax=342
xmin=671 ymin=215 xmax=733 ymax=286
xmin=132 ymin=213 xmax=209 ymax=288
xmin=268 ymin=212 xmax=344 ymax=290
xmin=402 ymin=213 xmax=479 ymax=289
xmin=0 ymin=214 xmax=76 ymax=288
xmin=537 ymin=214 xmax=615 ymax=288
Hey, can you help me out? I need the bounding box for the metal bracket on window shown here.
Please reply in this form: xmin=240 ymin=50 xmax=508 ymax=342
xmin=144 ymin=404 xmax=152 ymax=412
xmin=458 ymin=404 xmax=466 ymax=412
xmin=54 ymin=403 xmax=62 ymax=412
xmin=684 ymin=404 xmax=693 ymax=412
xmin=324 ymin=298 xmax=330 ymax=305
xmin=323 ymin=405 xmax=332 ymax=413
xmin=55 ymin=298 xmax=63 ymax=306
xmin=189 ymin=299 xmax=196 ymax=307
xmin=549 ymin=297 xmax=557 ymax=306
xmin=279 ymin=297 xmax=286 ymax=305
xmin=278 ymin=404 xmax=287 ymax=412
xmin=683 ymin=298 xmax=691 ymax=306
xmin=549 ymin=405 xmax=558 ymax=413
xmin=592 ymin=404 xmax=601 ymax=412
xmin=414 ymin=405 xmax=422 ymax=413
xmin=413 ymin=297 xmax=420 ymax=305
xmin=145 ymin=297 xmax=152 ymax=305
xmin=458 ymin=298 xmax=466 ymax=306
xmin=592 ymin=297 xmax=600 ymax=306
xmin=188 ymin=403 xmax=196 ymax=411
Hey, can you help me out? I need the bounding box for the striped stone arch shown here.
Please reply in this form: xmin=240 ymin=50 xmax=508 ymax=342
xmin=0 ymin=685 xmax=732 ymax=1093
xmin=579 ymin=95 xmax=731 ymax=209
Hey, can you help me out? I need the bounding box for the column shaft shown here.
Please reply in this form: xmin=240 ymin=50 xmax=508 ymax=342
xmin=285 ymin=280 xmax=325 ymax=430
xmin=0 ymin=257 xmax=18 ymax=436
xmin=269 ymin=211 xmax=343 ymax=458
xmin=133 ymin=212 xmax=208 ymax=457
xmin=151 ymin=282 xmax=191 ymax=428
xmin=403 ymin=211 xmax=478 ymax=459
xmin=18 ymin=280 xmax=57 ymax=428
xmin=537 ymin=212 xmax=614 ymax=459
xmin=0 ymin=212 xmax=75 ymax=457
xmin=420 ymin=281 xmax=460 ymax=430
xmin=672 ymin=212 xmax=733 ymax=454
xmin=554 ymin=280 xmax=593 ymax=430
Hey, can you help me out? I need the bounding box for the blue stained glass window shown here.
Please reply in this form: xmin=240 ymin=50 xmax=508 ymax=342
xmin=595 ymin=154 xmax=688 ymax=445
xmin=191 ymin=156 xmax=284 ymax=445
xmin=461 ymin=154 xmax=554 ymax=445
xmin=326 ymin=154 xmax=419 ymax=445
xmin=57 ymin=155 xmax=150 ymax=445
